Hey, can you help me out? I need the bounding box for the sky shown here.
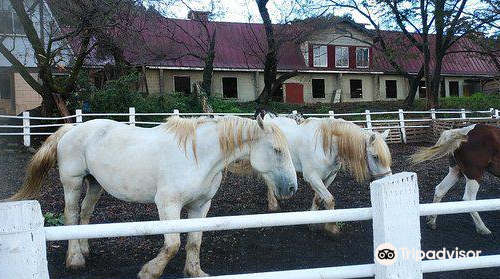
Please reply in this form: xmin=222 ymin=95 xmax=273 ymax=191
xmin=153 ymin=0 xmax=369 ymax=24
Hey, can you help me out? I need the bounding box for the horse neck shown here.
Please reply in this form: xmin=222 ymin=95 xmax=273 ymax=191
xmin=195 ymin=122 xmax=256 ymax=174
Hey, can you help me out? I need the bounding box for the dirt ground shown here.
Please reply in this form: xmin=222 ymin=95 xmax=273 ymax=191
xmin=1 ymin=142 xmax=500 ymax=279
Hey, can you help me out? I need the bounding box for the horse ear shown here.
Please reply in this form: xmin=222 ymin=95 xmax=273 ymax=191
xmin=263 ymin=113 xmax=272 ymax=121
xmin=369 ymin=133 xmax=376 ymax=144
xmin=381 ymin=129 xmax=390 ymax=140
xmin=257 ymin=115 xmax=265 ymax=129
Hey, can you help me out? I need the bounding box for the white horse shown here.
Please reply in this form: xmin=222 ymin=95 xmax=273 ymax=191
xmin=10 ymin=115 xmax=297 ymax=279
xmin=241 ymin=115 xmax=392 ymax=237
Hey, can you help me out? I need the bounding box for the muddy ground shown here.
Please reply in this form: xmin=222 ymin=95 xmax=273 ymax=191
xmin=1 ymin=142 xmax=500 ymax=279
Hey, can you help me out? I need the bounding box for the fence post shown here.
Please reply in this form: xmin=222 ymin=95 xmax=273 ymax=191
xmin=495 ymin=109 xmax=500 ymax=119
xmin=365 ymin=110 xmax=372 ymax=131
xmin=398 ymin=109 xmax=407 ymax=144
xmin=76 ymin=109 xmax=82 ymax=124
xmin=371 ymin=172 xmax=422 ymax=279
xmin=292 ymin=110 xmax=297 ymax=115
xmin=23 ymin=111 xmax=30 ymax=147
xmin=329 ymin=110 xmax=335 ymax=119
xmin=430 ymin=109 xmax=436 ymax=120
xmin=129 ymin=107 xmax=135 ymax=126
xmin=173 ymin=109 xmax=180 ymax=116
xmin=460 ymin=109 xmax=466 ymax=119
xmin=0 ymin=201 xmax=50 ymax=279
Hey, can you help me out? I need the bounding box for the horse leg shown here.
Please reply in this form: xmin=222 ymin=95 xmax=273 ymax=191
xmin=309 ymin=172 xmax=337 ymax=232
xmin=267 ymin=183 xmax=280 ymax=212
xmin=306 ymin=175 xmax=339 ymax=238
xmin=79 ymin=177 xmax=103 ymax=257
xmin=138 ymin=199 xmax=181 ymax=279
xmin=183 ymin=200 xmax=212 ymax=277
xmin=308 ymin=193 xmax=323 ymax=232
xmin=427 ymin=166 xmax=460 ymax=229
xmin=463 ymin=178 xmax=492 ymax=235
xmin=62 ymin=175 xmax=85 ymax=269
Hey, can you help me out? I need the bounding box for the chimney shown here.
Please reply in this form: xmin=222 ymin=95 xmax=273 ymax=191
xmin=187 ymin=10 xmax=211 ymax=22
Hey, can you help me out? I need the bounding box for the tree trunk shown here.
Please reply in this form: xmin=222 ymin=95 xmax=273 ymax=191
xmin=201 ymin=30 xmax=216 ymax=96
xmin=52 ymin=93 xmax=72 ymax=123
xmin=404 ymin=68 xmax=425 ymax=107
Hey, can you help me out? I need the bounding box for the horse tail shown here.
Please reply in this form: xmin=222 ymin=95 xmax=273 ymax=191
xmin=411 ymin=127 xmax=468 ymax=164
xmin=8 ymin=124 xmax=73 ymax=201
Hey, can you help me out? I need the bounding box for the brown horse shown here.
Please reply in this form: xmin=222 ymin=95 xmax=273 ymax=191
xmin=411 ymin=123 xmax=500 ymax=235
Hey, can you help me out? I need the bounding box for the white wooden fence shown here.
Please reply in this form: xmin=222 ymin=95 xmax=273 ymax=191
xmin=0 ymin=108 xmax=499 ymax=146
xmin=2 ymin=172 xmax=500 ymax=279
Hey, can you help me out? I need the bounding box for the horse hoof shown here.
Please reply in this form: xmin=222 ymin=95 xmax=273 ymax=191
xmin=324 ymin=223 xmax=341 ymax=239
xmin=426 ymin=220 xmax=437 ymax=230
xmin=66 ymin=252 xmax=85 ymax=269
xmin=184 ymin=269 xmax=210 ymax=277
xmin=268 ymin=205 xmax=281 ymax=212
xmin=80 ymin=241 xmax=90 ymax=257
xmin=308 ymin=223 xmax=323 ymax=232
xmin=477 ymin=228 xmax=492 ymax=235
xmin=137 ymin=269 xmax=160 ymax=279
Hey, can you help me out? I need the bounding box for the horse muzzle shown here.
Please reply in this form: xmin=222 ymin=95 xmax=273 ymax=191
xmin=276 ymin=180 xmax=298 ymax=200
xmin=371 ymin=171 xmax=393 ymax=181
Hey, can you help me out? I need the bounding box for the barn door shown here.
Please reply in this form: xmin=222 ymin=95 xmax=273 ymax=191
xmin=285 ymin=83 xmax=304 ymax=104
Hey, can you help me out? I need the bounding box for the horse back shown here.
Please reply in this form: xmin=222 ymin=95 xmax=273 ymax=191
xmin=455 ymin=124 xmax=500 ymax=179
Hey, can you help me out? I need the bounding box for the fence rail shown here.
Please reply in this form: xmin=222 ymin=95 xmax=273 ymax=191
xmin=2 ymin=172 xmax=500 ymax=279
xmin=1 ymin=107 xmax=499 ymax=146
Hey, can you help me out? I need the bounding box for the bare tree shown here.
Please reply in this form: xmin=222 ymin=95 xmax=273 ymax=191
xmin=320 ymin=0 xmax=425 ymax=106
xmin=253 ymin=0 xmax=300 ymax=105
xmin=0 ymin=0 xmax=138 ymax=119
xmin=324 ymin=0 xmax=500 ymax=108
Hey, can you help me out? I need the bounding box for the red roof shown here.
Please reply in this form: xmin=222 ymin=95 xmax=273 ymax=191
xmin=373 ymin=31 xmax=498 ymax=76
xmin=89 ymin=15 xmax=499 ymax=77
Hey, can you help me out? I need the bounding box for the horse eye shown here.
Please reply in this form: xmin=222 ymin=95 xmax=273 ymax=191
xmin=372 ymin=155 xmax=379 ymax=160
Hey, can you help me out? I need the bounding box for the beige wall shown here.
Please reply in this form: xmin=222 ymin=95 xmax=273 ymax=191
xmin=145 ymin=69 xmax=260 ymax=102
xmin=378 ymin=75 xmax=409 ymax=101
xmin=14 ymin=73 xmax=42 ymax=114
xmin=307 ymin=24 xmax=373 ymax=47
xmin=283 ymin=73 xmax=341 ymax=103
xmin=341 ymin=74 xmax=376 ymax=102
xmin=443 ymin=76 xmax=467 ymax=97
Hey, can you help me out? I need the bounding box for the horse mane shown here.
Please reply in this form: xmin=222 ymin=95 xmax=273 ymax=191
xmin=309 ymin=118 xmax=391 ymax=183
xmin=163 ymin=116 xmax=287 ymax=162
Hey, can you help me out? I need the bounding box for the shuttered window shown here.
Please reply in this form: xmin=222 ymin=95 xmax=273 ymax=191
xmin=385 ymin=80 xmax=397 ymax=99
xmin=312 ymin=79 xmax=325 ymax=98
xmin=222 ymin=77 xmax=238 ymax=98
xmin=174 ymin=76 xmax=191 ymax=95
xmin=350 ymin=79 xmax=363 ymax=98
xmin=335 ymin=46 xmax=349 ymax=68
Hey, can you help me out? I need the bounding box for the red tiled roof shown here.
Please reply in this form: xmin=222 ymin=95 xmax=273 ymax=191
xmin=88 ymin=15 xmax=499 ymax=77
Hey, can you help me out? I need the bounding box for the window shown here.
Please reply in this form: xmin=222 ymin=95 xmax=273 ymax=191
xmin=418 ymin=81 xmax=427 ymax=98
xmin=350 ymin=79 xmax=362 ymax=98
xmin=0 ymin=0 xmax=25 ymax=35
xmin=173 ymin=76 xmax=191 ymax=95
xmin=222 ymin=77 xmax=238 ymax=98
xmin=335 ymin=46 xmax=349 ymax=68
xmin=312 ymin=79 xmax=325 ymax=98
xmin=385 ymin=80 xmax=397 ymax=99
xmin=0 ymin=73 xmax=11 ymax=99
xmin=356 ymin=47 xmax=369 ymax=68
xmin=449 ymin=81 xmax=459 ymax=97
xmin=313 ymin=45 xmax=327 ymax=67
